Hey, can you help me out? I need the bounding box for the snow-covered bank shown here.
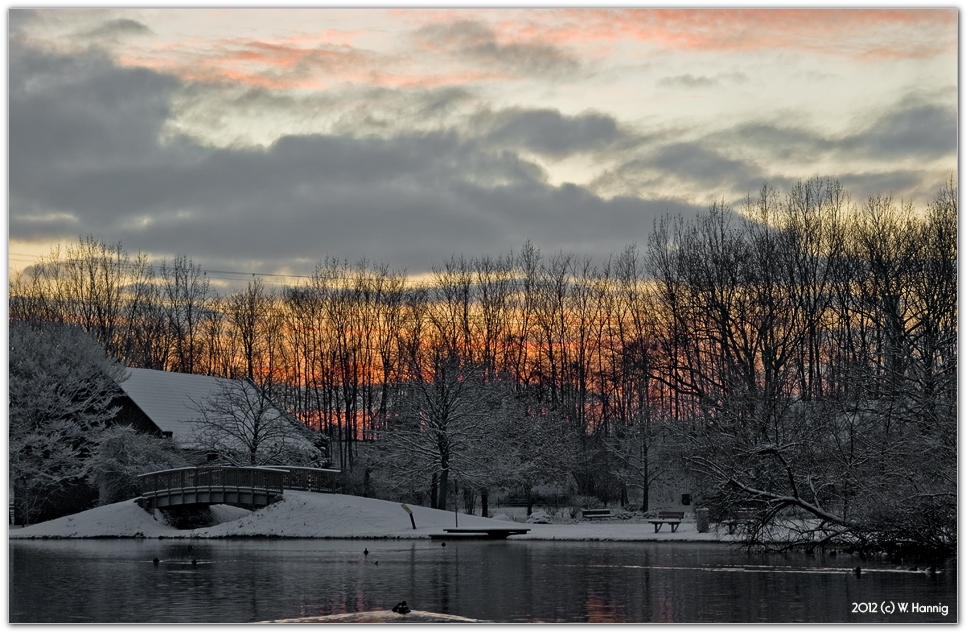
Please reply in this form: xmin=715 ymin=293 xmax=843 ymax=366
xmin=9 ymin=491 xmax=732 ymax=542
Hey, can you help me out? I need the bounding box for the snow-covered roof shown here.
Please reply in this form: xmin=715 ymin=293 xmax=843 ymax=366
xmin=119 ymin=367 xmax=323 ymax=463
xmin=119 ymin=367 xmax=236 ymax=445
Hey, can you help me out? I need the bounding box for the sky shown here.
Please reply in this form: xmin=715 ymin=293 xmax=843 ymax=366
xmin=7 ymin=7 xmax=958 ymax=284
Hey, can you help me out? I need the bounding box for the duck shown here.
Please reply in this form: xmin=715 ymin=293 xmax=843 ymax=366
xmin=392 ymin=601 xmax=411 ymax=614
xmin=153 ymin=557 xmax=160 ymax=565
xmin=364 ymin=548 xmax=369 ymax=556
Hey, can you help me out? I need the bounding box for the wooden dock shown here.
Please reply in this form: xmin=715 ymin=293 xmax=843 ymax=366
xmin=429 ymin=527 xmax=530 ymax=540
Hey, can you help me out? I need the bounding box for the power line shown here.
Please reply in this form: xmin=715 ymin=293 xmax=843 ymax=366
xmin=8 ymin=251 xmax=643 ymax=291
xmin=204 ymin=268 xmax=314 ymax=280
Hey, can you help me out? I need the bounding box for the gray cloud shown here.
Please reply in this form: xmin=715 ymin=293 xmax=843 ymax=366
xmin=9 ymin=43 xmax=696 ymax=277
xmin=479 ymin=108 xmax=624 ymax=157
xmin=639 ymin=98 xmax=956 ymax=204
xmin=712 ymin=94 xmax=958 ymax=170
xmin=589 ymin=142 xmax=771 ymax=205
xmin=716 ymin=97 xmax=958 ymax=165
xmin=834 ymin=169 xmax=947 ymax=205
xmin=714 ymin=121 xmax=830 ymax=162
xmin=658 ymin=72 xmax=748 ymax=88
xmin=840 ymin=99 xmax=957 ymax=160
xmin=9 ymin=9 xmax=41 ymax=37
xmin=653 ymin=143 xmax=755 ymax=182
xmin=414 ymin=20 xmax=579 ymax=78
xmin=84 ymin=18 xmax=153 ymax=39
xmin=9 ymin=43 xmax=181 ymax=191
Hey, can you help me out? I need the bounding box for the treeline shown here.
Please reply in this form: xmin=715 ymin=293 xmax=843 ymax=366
xmin=10 ymin=178 xmax=956 ymax=552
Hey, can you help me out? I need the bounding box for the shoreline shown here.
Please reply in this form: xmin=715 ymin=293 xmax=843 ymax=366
xmin=9 ymin=532 xmax=741 ymax=543
xmin=8 ymin=491 xmax=739 ymax=543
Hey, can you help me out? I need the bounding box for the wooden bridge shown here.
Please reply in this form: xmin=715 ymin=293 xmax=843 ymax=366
xmin=137 ymin=465 xmax=341 ymax=511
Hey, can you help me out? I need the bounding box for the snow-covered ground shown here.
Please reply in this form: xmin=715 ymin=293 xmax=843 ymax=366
xmin=8 ymin=491 xmax=732 ymax=542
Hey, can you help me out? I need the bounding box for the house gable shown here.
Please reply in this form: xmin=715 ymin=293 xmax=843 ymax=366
xmin=117 ymin=368 xmax=233 ymax=448
xmin=111 ymin=394 xmax=168 ymax=438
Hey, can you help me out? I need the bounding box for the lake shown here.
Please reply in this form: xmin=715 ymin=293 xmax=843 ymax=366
xmin=8 ymin=539 xmax=956 ymax=623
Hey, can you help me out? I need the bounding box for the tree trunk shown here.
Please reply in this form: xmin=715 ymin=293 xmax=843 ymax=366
xmin=526 ymin=487 xmax=533 ymax=516
xmin=437 ymin=469 xmax=449 ymax=511
xmin=463 ymin=486 xmax=476 ymax=515
xmin=430 ymin=473 xmax=438 ymax=510
xmin=480 ymin=488 xmax=489 ymax=518
xmin=641 ymin=439 xmax=649 ymax=512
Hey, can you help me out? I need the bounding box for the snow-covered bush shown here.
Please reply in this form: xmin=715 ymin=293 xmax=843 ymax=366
xmin=86 ymin=426 xmax=189 ymax=505
xmin=526 ymin=511 xmax=551 ymax=524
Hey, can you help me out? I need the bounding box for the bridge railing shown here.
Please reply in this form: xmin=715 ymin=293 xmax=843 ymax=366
xmin=138 ymin=465 xmax=341 ymax=498
xmin=138 ymin=466 xmax=289 ymax=498
xmin=277 ymin=466 xmax=341 ymax=493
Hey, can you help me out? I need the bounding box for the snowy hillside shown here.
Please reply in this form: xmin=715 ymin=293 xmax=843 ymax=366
xmin=9 ymin=491 xmax=725 ymax=541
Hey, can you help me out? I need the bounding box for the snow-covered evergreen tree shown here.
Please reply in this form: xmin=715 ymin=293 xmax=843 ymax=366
xmin=9 ymin=321 xmax=125 ymax=524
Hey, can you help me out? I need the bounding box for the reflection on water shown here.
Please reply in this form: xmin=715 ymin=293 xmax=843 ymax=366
xmin=8 ymin=539 xmax=956 ymax=623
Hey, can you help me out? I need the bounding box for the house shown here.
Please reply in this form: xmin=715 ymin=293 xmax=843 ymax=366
xmin=113 ymin=367 xmax=330 ymax=466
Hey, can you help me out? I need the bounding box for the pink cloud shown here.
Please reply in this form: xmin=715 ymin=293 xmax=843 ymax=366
xmin=118 ymin=35 xmax=507 ymax=92
xmin=408 ymin=8 xmax=955 ymax=60
xmin=111 ymin=9 xmax=955 ymax=94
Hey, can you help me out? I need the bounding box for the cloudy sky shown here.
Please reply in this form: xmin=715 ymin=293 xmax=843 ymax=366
xmin=8 ymin=8 xmax=958 ymax=283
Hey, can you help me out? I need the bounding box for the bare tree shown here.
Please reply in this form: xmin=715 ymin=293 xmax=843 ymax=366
xmin=649 ymin=181 xmax=956 ymax=554
xmin=9 ymin=236 xmax=157 ymax=361
xmin=380 ymin=349 xmax=494 ymax=510
xmin=490 ymin=395 xmax=575 ymax=515
xmin=473 ymin=254 xmax=515 ymax=378
xmin=226 ymin=277 xmax=271 ymax=381
xmin=190 ymin=378 xmax=324 ymax=467
xmin=160 ymin=254 xmax=214 ymax=374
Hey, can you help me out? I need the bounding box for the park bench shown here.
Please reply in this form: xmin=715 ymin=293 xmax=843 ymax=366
xmin=582 ymin=509 xmax=613 ymax=520
xmin=722 ymin=510 xmax=756 ymax=535
xmin=647 ymin=511 xmax=685 ymax=533
xmin=429 ymin=528 xmax=531 ymax=540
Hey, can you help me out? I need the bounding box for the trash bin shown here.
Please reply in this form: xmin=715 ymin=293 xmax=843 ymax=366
xmin=695 ymin=507 xmax=709 ymax=533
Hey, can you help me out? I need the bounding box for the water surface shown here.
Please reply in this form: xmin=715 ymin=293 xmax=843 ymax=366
xmin=8 ymin=539 xmax=956 ymax=623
